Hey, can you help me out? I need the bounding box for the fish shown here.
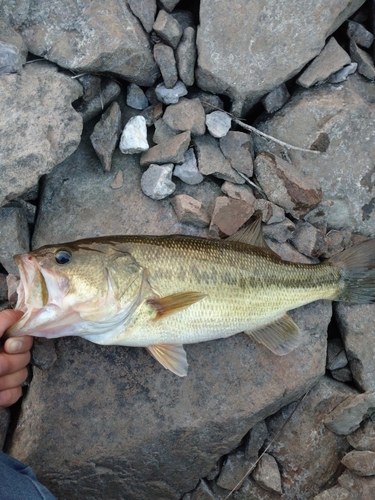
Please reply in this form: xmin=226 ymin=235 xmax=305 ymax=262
xmin=6 ymin=219 xmax=375 ymax=376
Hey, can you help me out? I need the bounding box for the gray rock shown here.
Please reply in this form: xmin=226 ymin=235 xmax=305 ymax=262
xmin=76 ymin=74 xmax=101 ymax=102
xmin=119 ymin=116 xmax=149 ymax=154
xmin=205 ymin=111 xmax=232 ymax=138
xmin=253 ymin=152 xmax=322 ymax=219
xmin=163 ymin=98 xmax=206 ymax=137
xmin=252 ymin=454 xmax=282 ymax=495
xmin=195 ymin=135 xmax=245 ymax=184
xmin=90 ymin=102 xmax=122 ymax=171
xmin=190 ymin=91 xmax=224 ymax=114
xmin=155 ymin=80 xmax=188 ymax=104
xmin=31 ymin=339 xmax=58 ymax=371
xmin=262 ymin=84 xmax=290 ymax=114
xmin=254 ymin=75 xmax=375 ymax=236
xmin=0 ymin=19 xmax=27 ymax=74
xmin=334 ymin=303 xmax=375 ymax=392
xmin=128 ymin=0 xmax=156 ymax=32
xmin=245 ymin=421 xmax=268 ymax=459
xmin=159 ymin=0 xmax=181 ymax=12
xmin=126 ymin=83 xmax=149 ymax=110
xmin=266 ymin=241 xmax=314 ymax=264
xmin=327 ymin=338 xmax=348 ymax=371
xmin=0 ymin=408 xmax=10 ymax=450
xmin=324 ymin=392 xmax=375 ymax=435
xmin=347 ymin=20 xmax=374 ymax=48
xmin=140 ymin=130 xmax=191 ymax=166
xmin=331 ymin=366 xmax=353 ymax=383
xmin=173 ymin=149 xmax=204 ymax=185
xmin=153 ymin=118 xmax=177 ymax=144
xmin=328 ymin=62 xmax=358 ymax=83
xmin=297 ymin=37 xmax=351 ymax=88
xmin=220 ymin=131 xmax=254 ymax=178
xmin=141 ymin=163 xmax=176 ymax=200
xmin=216 ymin=451 xmax=253 ymax=491
xmin=6 ymin=199 xmax=37 ymax=225
xmin=153 ymin=43 xmax=178 ymax=88
xmin=263 ymin=219 xmax=296 ymax=244
xmin=347 ymin=419 xmax=375 ymax=452
xmin=313 ymin=486 xmax=351 ymax=500
xmin=0 ymin=205 xmax=30 ymax=274
xmin=0 ymin=274 xmax=7 ymax=301
xmin=140 ymin=102 xmax=163 ymax=127
xmin=196 ymin=0 xmax=365 ymax=115
xmin=341 ymin=450 xmax=375 ymax=476
xmin=338 ymin=469 xmax=375 ymax=499
xmin=176 ymin=27 xmax=196 ymax=87
xmin=266 ymin=376 xmax=355 ymax=499
xmin=153 ymin=9 xmax=182 ymax=49
xmin=321 ymin=229 xmax=351 ymax=259
xmin=0 ymin=62 xmax=83 ymax=207
xmin=171 ymin=10 xmax=195 ymax=31
xmin=18 ymin=0 xmax=159 ymax=86
xmin=209 ymin=197 xmax=254 ymax=237
xmin=290 ymin=220 xmax=327 ymax=258
xmin=253 ymin=199 xmax=285 ymax=225
xmin=191 ymin=479 xmax=216 ymax=500
xmin=76 ymin=78 xmax=121 ymax=123
xmin=349 ymin=40 xmax=375 ymax=80
xmin=171 ymin=194 xmax=210 ymax=227
xmin=221 ymin=182 xmax=256 ymax=205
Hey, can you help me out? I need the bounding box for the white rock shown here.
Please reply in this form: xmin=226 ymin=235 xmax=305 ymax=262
xmin=328 ymin=62 xmax=357 ymax=83
xmin=173 ymin=149 xmax=203 ymax=185
xmin=206 ymin=110 xmax=232 ymax=138
xmin=155 ymin=80 xmax=188 ymax=104
xmin=119 ymin=116 xmax=149 ymax=154
xmin=141 ymin=163 xmax=176 ymax=200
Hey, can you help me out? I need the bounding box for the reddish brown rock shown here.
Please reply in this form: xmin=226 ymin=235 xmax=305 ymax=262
xmin=338 ymin=469 xmax=375 ymax=499
xmin=140 ymin=131 xmax=191 ymax=166
xmin=209 ymin=196 xmax=254 ymax=237
xmin=347 ymin=419 xmax=375 ymax=453
xmin=171 ymin=194 xmax=210 ymax=227
xmin=290 ymin=220 xmax=327 ymax=258
xmin=341 ymin=450 xmax=375 ymax=476
xmin=324 ymin=392 xmax=375 ymax=435
xmin=252 ymin=453 xmax=282 ymax=495
xmin=221 ymin=182 xmax=256 ymax=205
xmin=163 ymin=98 xmax=206 ymax=137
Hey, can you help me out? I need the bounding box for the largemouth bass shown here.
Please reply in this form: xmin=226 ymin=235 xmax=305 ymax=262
xmin=6 ymin=220 xmax=375 ymax=376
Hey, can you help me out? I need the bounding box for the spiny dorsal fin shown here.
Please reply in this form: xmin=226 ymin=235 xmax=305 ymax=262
xmin=227 ymin=217 xmax=271 ymax=251
xmin=146 ymin=291 xmax=206 ymax=320
xmin=244 ymin=314 xmax=301 ymax=355
xmin=146 ymin=344 xmax=188 ymax=376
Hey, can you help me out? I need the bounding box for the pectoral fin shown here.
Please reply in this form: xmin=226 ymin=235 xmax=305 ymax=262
xmin=244 ymin=314 xmax=301 ymax=355
xmin=146 ymin=344 xmax=188 ymax=377
xmin=146 ymin=291 xmax=206 ymax=320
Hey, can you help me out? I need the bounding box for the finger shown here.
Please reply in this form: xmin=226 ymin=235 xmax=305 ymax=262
xmin=0 ymin=386 xmax=22 ymax=409
xmin=0 ymin=367 xmax=28 ymax=392
xmin=0 ymin=351 xmax=31 ymax=377
xmin=4 ymin=335 xmax=33 ymax=354
xmin=0 ymin=310 xmax=24 ymax=337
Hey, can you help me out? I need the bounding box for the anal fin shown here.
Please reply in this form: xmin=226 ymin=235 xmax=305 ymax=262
xmin=146 ymin=344 xmax=188 ymax=377
xmin=146 ymin=291 xmax=206 ymax=320
xmin=244 ymin=314 xmax=301 ymax=355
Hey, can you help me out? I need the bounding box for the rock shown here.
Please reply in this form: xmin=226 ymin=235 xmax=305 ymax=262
xmin=128 ymin=0 xmax=156 ymax=32
xmin=110 ymin=170 xmax=124 ymax=189
xmin=191 ymin=479 xmax=216 ymax=500
xmin=266 ymin=241 xmax=314 ymax=264
xmin=324 ymin=392 xmax=375 ymax=435
xmin=159 ymin=0 xmax=181 ymax=12
xmin=78 ymin=74 xmax=102 ymax=102
xmin=347 ymin=20 xmax=374 ymax=48
xmin=190 ymin=90 xmax=224 ymax=114
xmin=313 ymin=485 xmax=351 ymax=499
xmin=153 ymin=118 xmax=177 ymax=144
xmin=171 ymin=194 xmax=210 ymax=227
xmin=0 ymin=274 xmax=7 ymax=301
xmin=290 ymin=220 xmax=327 ymax=258
xmin=266 ymin=376 xmax=356 ymax=499
xmin=141 ymin=163 xmax=176 ymax=200
xmin=0 ymin=62 xmax=83 ymax=207
xmin=341 ymin=450 xmax=375 ymax=476
xmin=140 ymin=130 xmax=191 ymax=166
xmin=0 ymin=19 xmax=27 ymax=73
xmin=263 ymin=219 xmax=296 ymax=244
xmin=196 ymin=0 xmax=365 ymax=115
xmin=175 ymin=177 xmax=222 ymax=219
xmin=209 ymin=197 xmax=254 ymax=237
xmin=219 ymin=131 xmax=254 ymax=178
xmin=90 ymin=102 xmax=121 ymax=172
xmin=334 ymin=303 xmax=375 ymax=392
xmin=254 ymin=200 xmax=285 ymax=225
xmin=153 ymin=9 xmax=182 ymax=49
xmin=195 ymin=135 xmax=245 ymax=184
xmin=31 ymin=339 xmax=58 ymax=371
xmin=163 ymin=98 xmax=206 ymax=137
xmin=253 ymin=152 xmax=322 ymax=219
xmin=171 ymin=10 xmax=195 ymax=31
xmin=221 ymin=182 xmax=256 ymax=205
xmin=19 ymin=0 xmax=159 ymax=86
xmin=176 ymin=27 xmax=196 ymax=86
xmin=261 ymin=84 xmax=290 ymax=114
xmin=252 ymin=454 xmax=282 ymax=495
xmin=321 ymin=230 xmax=351 ymax=259
xmin=0 ymin=408 xmax=10 ymax=449
xmin=126 ymin=83 xmax=149 ymax=110
xmin=76 ymin=78 xmax=121 ymax=123
xmin=296 ymin=37 xmax=351 ymax=88
xmin=205 ymin=111 xmax=232 ymax=138
xmin=349 ymin=40 xmax=375 ymax=80
xmin=155 ymin=80 xmax=188 ymax=104
xmin=216 ymin=451 xmax=253 ymax=491
xmin=254 ymin=75 xmax=375 ymax=236
xmin=245 ymin=421 xmax=268 ymax=459
xmin=173 ymin=149 xmax=204 ymax=185
xmin=328 ymin=62 xmax=358 ymax=83
xmin=0 ymin=205 xmax=30 ymax=274
xmin=347 ymin=419 xmax=375 ymax=452
xmin=140 ymin=102 xmax=164 ymax=127
xmin=331 ymin=367 xmax=353 ymax=383
xmin=6 ymin=199 xmax=37 ymax=225
xmin=153 ymin=43 xmax=178 ymax=88
xmin=119 ymin=116 xmax=149 ymax=154
xmin=338 ymin=469 xmax=375 ymax=499
xmin=327 ymin=338 xmax=348 ymax=371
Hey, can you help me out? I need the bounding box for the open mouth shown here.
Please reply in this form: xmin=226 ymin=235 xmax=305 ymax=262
xmin=14 ymin=253 xmax=48 ymax=311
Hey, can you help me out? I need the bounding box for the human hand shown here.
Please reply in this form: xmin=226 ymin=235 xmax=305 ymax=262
xmin=0 ymin=309 xmax=33 ymax=408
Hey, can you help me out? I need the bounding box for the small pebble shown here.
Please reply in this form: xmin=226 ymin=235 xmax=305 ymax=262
xmin=126 ymin=83 xmax=149 ymax=110
xmin=347 ymin=20 xmax=374 ymax=49
xmin=252 ymin=453 xmax=283 ymax=495
xmin=155 ymin=80 xmax=188 ymax=104
xmin=119 ymin=116 xmax=149 ymax=154
xmin=110 ymin=170 xmax=124 ymax=189
xmin=328 ymin=63 xmax=357 ymax=83
xmin=173 ymin=149 xmax=203 ymax=185
xmin=153 ymin=9 xmax=182 ymax=49
xmin=205 ymin=111 xmax=232 ymax=138
xmin=153 ymin=43 xmax=178 ymax=89
xmin=171 ymin=194 xmax=210 ymax=227
xmin=141 ymin=163 xmax=176 ymax=200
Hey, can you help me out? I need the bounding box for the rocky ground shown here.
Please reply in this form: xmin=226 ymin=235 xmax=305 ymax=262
xmin=1 ymin=0 xmax=375 ymax=499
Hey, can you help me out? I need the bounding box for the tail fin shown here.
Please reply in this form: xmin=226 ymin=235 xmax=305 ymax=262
xmin=329 ymin=239 xmax=375 ymax=304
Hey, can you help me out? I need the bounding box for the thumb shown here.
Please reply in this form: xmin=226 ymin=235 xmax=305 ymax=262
xmin=0 ymin=310 xmax=24 ymax=337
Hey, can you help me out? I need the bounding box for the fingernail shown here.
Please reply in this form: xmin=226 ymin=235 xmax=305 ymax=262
xmin=8 ymin=340 xmax=23 ymax=353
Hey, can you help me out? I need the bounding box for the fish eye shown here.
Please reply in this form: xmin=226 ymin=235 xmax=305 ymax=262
xmin=55 ymin=250 xmax=72 ymax=265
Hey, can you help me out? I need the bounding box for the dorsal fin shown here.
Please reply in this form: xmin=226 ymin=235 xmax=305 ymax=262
xmin=227 ymin=217 xmax=277 ymax=256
